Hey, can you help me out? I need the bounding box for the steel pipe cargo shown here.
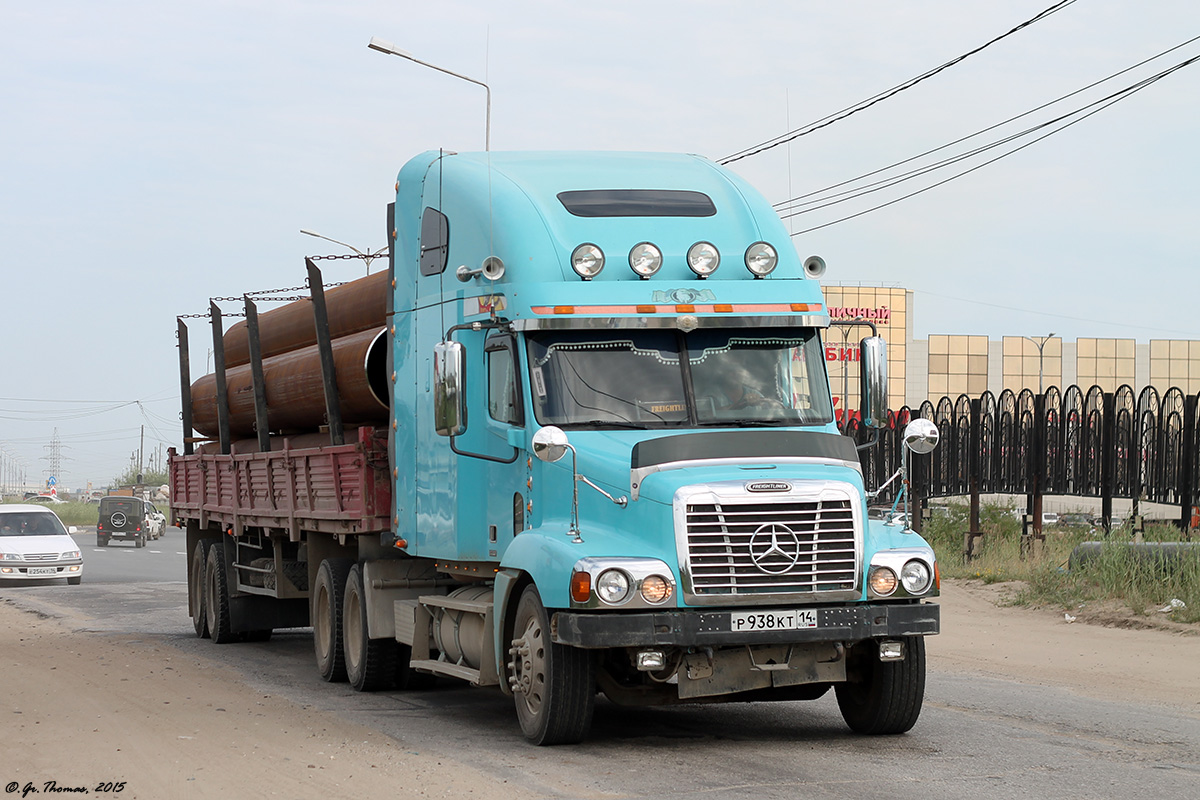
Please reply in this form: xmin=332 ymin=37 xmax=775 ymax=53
xmin=190 ymin=327 xmax=388 ymax=439
xmin=222 ymin=271 xmax=388 ymax=368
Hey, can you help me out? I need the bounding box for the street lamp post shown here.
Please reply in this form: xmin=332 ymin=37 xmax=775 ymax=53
xmin=300 ymin=229 xmax=388 ymax=276
xmin=367 ymin=37 xmax=491 ymax=151
xmin=1022 ymin=332 xmax=1056 ymax=394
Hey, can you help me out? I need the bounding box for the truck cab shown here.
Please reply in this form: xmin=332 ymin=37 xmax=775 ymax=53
xmin=388 ymin=150 xmax=939 ymax=742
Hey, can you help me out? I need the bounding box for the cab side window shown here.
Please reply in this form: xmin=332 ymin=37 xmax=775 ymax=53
xmin=486 ymin=337 xmax=523 ymax=426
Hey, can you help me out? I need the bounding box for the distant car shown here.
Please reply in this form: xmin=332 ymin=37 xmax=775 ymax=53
xmin=0 ymin=504 xmax=83 ymax=585
xmin=96 ymin=496 xmax=160 ymax=547
xmin=28 ymin=494 xmax=65 ymax=504
xmin=1041 ymin=512 xmax=1060 ymax=526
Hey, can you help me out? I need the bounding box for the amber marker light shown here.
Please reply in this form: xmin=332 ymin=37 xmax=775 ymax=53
xmin=570 ymin=570 xmax=592 ymax=603
xmin=640 ymin=575 xmax=672 ymax=604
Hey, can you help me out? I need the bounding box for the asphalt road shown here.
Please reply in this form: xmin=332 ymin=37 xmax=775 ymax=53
xmin=4 ymin=548 xmax=1199 ymax=799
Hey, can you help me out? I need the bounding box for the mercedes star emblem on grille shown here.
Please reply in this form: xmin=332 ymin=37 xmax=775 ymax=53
xmin=748 ymin=523 xmax=802 ymax=574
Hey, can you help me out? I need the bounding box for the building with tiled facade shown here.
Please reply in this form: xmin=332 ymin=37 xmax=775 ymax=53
xmin=823 ymin=285 xmax=1200 ymax=413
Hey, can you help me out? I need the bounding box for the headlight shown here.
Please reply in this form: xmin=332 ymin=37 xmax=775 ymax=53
xmin=571 ymin=243 xmax=605 ymax=279
xmin=628 ymin=242 xmax=663 ymax=278
xmin=900 ymin=560 xmax=932 ymax=594
xmin=744 ymin=242 xmax=778 ymax=277
xmin=596 ymin=569 xmax=631 ymax=604
xmin=639 ymin=574 xmax=672 ymax=604
xmin=686 ymin=241 xmax=720 ymax=277
xmin=62 ymin=550 xmax=81 ymax=560
xmin=0 ymin=552 xmax=22 ymax=561
xmin=869 ymin=566 xmax=897 ymax=596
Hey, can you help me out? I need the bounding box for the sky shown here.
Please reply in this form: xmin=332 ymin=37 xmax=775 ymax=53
xmin=2 ymin=0 xmax=1198 ymax=491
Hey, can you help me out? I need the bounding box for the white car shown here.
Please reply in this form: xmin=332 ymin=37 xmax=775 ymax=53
xmin=0 ymin=505 xmax=83 ymax=585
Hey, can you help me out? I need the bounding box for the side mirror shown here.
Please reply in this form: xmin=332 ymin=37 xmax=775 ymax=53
xmin=531 ymin=425 xmax=570 ymax=463
xmin=859 ymin=336 xmax=888 ymax=428
xmin=902 ymin=418 xmax=940 ymax=454
xmin=433 ymin=341 xmax=467 ymax=437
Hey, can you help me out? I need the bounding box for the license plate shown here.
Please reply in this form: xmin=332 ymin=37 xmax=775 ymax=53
xmin=729 ymin=609 xmax=818 ymax=632
xmin=27 ymin=567 xmax=57 ymax=576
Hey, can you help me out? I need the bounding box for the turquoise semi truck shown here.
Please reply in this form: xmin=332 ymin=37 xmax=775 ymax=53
xmin=172 ymin=150 xmax=940 ymax=745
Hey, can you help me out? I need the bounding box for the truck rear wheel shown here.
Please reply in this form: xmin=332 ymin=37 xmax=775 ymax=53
xmin=191 ymin=540 xmax=213 ymax=638
xmin=509 ymin=585 xmax=595 ymax=745
xmin=344 ymin=563 xmax=399 ymax=692
xmin=835 ymin=636 xmax=926 ymax=735
xmin=205 ymin=543 xmax=237 ymax=644
xmin=313 ymin=558 xmax=353 ymax=682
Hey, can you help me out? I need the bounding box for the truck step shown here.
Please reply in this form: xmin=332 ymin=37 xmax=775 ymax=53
xmin=409 ymin=659 xmax=489 ymax=686
xmin=417 ymin=593 xmax=493 ymax=616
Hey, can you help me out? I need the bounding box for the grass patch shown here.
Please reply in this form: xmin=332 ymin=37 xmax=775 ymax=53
xmin=2 ymin=499 xmax=99 ymax=526
xmin=923 ymin=504 xmax=1200 ymax=624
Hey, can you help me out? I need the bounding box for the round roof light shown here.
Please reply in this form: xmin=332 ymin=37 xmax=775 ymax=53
xmin=570 ymin=243 xmax=605 ymax=279
xmin=744 ymin=242 xmax=778 ymax=277
xmin=687 ymin=241 xmax=720 ymax=277
xmin=628 ymin=242 xmax=663 ymax=278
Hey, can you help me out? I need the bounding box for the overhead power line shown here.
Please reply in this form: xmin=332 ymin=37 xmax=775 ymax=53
xmin=779 ymin=48 xmax=1200 ymax=237
xmin=719 ymin=0 xmax=1078 ymax=165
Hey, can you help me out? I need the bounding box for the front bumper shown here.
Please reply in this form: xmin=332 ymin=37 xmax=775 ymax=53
xmin=0 ymin=562 xmax=83 ymax=580
xmin=551 ymin=601 xmax=939 ymax=648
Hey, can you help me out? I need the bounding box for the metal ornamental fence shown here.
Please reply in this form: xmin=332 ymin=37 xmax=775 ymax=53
xmin=844 ymin=384 xmax=1200 ymax=539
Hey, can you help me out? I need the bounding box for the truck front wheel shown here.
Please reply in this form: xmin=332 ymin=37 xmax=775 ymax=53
xmin=508 ymin=585 xmax=596 ymax=745
xmin=313 ymin=558 xmax=353 ymax=682
xmin=835 ymin=636 xmax=926 ymax=735
xmin=344 ymin=563 xmax=400 ymax=692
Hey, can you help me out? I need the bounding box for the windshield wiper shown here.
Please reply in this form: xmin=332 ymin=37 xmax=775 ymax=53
xmin=562 ymin=420 xmax=648 ymax=430
xmin=695 ymin=418 xmax=791 ymax=428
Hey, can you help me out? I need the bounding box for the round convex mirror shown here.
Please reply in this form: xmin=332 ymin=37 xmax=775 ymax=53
xmin=902 ymin=418 xmax=940 ymax=454
xmin=531 ymin=426 xmax=570 ymax=463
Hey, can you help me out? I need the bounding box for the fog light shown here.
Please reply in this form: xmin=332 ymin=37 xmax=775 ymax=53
xmin=869 ymin=566 xmax=897 ymax=596
xmin=686 ymin=241 xmax=720 ymax=277
xmin=635 ymin=650 xmax=667 ymax=671
xmin=628 ymin=242 xmax=663 ymax=278
xmin=1 ymin=567 xmax=13 ymax=574
xmin=571 ymin=243 xmax=605 ymax=279
xmin=640 ymin=574 xmax=671 ymax=604
xmin=744 ymin=242 xmax=778 ymax=277
xmin=69 ymin=566 xmax=81 ymax=573
xmin=879 ymin=640 xmax=905 ymax=661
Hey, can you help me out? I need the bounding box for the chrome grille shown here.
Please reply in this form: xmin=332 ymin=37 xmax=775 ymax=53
xmin=24 ymin=553 xmax=59 ymax=562
xmin=684 ymin=497 xmax=858 ymax=597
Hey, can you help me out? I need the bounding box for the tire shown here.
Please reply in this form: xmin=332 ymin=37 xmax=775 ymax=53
xmin=191 ymin=541 xmax=211 ymax=639
xmin=134 ymin=533 xmax=146 ymax=548
xmin=835 ymin=636 xmax=926 ymax=735
xmin=97 ymin=536 xmax=107 ymax=547
xmin=344 ymin=563 xmax=399 ymax=692
xmin=205 ymin=542 xmax=237 ymax=644
xmin=67 ymin=575 xmax=81 ymax=585
xmin=508 ymin=585 xmax=596 ymax=745
xmin=313 ymin=558 xmax=354 ymax=683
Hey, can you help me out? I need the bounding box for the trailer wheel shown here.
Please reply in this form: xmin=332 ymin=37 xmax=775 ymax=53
xmin=509 ymin=585 xmax=595 ymax=745
xmin=313 ymin=558 xmax=354 ymax=682
xmin=343 ymin=563 xmax=398 ymax=692
xmin=205 ymin=543 xmax=237 ymax=644
xmin=835 ymin=636 xmax=926 ymax=735
xmin=190 ymin=540 xmax=212 ymax=638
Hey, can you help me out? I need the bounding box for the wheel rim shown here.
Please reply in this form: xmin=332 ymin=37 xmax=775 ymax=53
xmin=510 ymin=611 xmax=547 ymax=717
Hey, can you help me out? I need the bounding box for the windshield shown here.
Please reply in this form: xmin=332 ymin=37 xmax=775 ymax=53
xmin=526 ymin=327 xmax=833 ymax=428
xmin=0 ymin=513 xmax=68 ymax=537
